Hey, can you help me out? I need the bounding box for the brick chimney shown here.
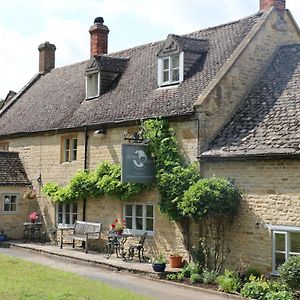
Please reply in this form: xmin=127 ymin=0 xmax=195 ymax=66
xmin=260 ymin=0 xmax=286 ymax=12
xmin=89 ymin=17 xmax=109 ymax=57
xmin=38 ymin=42 xmax=56 ymax=74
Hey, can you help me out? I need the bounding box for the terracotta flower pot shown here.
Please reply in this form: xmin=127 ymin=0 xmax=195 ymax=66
xmin=169 ymin=255 xmax=183 ymax=268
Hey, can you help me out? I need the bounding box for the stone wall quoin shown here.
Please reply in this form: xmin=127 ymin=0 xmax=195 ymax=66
xmin=196 ymin=9 xmax=300 ymax=154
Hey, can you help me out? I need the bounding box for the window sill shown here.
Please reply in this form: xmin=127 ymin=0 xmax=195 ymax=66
xmin=157 ymin=83 xmax=180 ymax=90
xmin=85 ymin=95 xmax=99 ymax=101
xmin=60 ymin=160 xmax=77 ymax=165
xmin=1 ymin=211 xmax=19 ymax=215
xmin=125 ymin=229 xmax=154 ymax=236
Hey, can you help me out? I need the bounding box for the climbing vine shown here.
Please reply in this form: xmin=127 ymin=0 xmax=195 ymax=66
xmin=142 ymin=119 xmax=200 ymax=220
xmin=42 ymin=162 xmax=143 ymax=202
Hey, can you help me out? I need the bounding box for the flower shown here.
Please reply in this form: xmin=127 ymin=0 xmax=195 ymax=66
xmin=111 ymin=219 xmax=126 ymax=232
xmin=29 ymin=211 xmax=39 ymax=222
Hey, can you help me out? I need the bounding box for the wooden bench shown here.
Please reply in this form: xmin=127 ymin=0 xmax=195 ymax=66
xmin=60 ymin=221 xmax=102 ymax=253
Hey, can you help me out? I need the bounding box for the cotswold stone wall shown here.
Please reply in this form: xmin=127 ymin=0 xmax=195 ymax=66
xmin=196 ymin=9 xmax=300 ymax=153
xmin=7 ymin=120 xmax=198 ymax=254
xmin=0 ymin=186 xmax=38 ymax=239
xmin=203 ymin=159 xmax=300 ymax=272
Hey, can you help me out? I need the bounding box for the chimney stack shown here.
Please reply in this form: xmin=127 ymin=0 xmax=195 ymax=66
xmin=260 ymin=0 xmax=286 ymax=12
xmin=89 ymin=17 xmax=109 ymax=57
xmin=38 ymin=42 xmax=56 ymax=74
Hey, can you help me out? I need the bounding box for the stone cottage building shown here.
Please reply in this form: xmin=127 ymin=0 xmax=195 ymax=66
xmin=0 ymin=151 xmax=31 ymax=237
xmin=0 ymin=0 xmax=299 ymax=272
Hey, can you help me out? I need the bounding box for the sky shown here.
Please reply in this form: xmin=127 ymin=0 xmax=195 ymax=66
xmin=0 ymin=0 xmax=300 ymax=99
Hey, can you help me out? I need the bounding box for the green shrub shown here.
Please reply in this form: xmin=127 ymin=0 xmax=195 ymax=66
xmin=240 ymin=276 xmax=270 ymax=300
xmin=265 ymin=291 xmax=294 ymax=300
xmin=244 ymin=266 xmax=262 ymax=282
xmin=216 ymin=270 xmax=241 ymax=293
xmin=268 ymin=280 xmax=290 ymax=293
xmin=180 ymin=177 xmax=241 ymax=220
xmin=166 ymin=273 xmax=178 ymax=281
xmin=202 ymin=269 xmax=218 ymax=284
xmin=176 ymin=272 xmax=185 ymax=281
xmin=278 ymin=256 xmax=300 ymax=290
xmin=190 ymin=273 xmax=202 ymax=284
xmin=181 ymin=263 xmax=202 ymax=277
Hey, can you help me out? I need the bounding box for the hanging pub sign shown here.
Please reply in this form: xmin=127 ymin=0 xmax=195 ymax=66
xmin=121 ymin=144 xmax=154 ymax=184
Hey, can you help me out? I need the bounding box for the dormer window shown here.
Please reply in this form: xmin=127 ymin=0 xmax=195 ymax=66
xmin=86 ymin=72 xmax=100 ymax=99
xmin=158 ymin=53 xmax=184 ymax=87
xmin=157 ymin=34 xmax=209 ymax=88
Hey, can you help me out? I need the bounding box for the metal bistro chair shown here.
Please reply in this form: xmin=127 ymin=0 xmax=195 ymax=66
xmin=106 ymin=230 xmax=122 ymax=259
xmin=126 ymin=232 xmax=148 ymax=262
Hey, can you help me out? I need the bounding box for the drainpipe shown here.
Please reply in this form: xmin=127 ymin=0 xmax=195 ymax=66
xmin=83 ymin=126 xmax=89 ymax=221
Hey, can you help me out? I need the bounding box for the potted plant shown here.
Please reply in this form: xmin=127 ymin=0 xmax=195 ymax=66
xmin=169 ymin=252 xmax=183 ymax=268
xmin=152 ymin=254 xmax=167 ymax=272
xmin=111 ymin=219 xmax=126 ymax=235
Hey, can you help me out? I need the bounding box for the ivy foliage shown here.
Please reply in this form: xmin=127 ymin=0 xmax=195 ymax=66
xmin=42 ymin=162 xmax=143 ymax=203
xmin=180 ymin=177 xmax=241 ymax=220
xmin=142 ymin=119 xmax=201 ymax=220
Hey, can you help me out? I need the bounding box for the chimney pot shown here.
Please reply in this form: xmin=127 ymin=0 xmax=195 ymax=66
xmin=260 ymin=0 xmax=286 ymax=12
xmin=38 ymin=42 xmax=56 ymax=74
xmin=89 ymin=17 xmax=109 ymax=57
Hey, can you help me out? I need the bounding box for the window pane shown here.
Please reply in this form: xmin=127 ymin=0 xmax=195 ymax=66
xmin=275 ymin=252 xmax=286 ymax=270
xmin=146 ymin=205 xmax=153 ymax=218
xmin=136 ymin=217 xmax=143 ymax=230
xmin=64 ymin=139 xmax=70 ymax=162
xmin=146 ymin=219 xmax=153 ymax=231
xmin=163 ymin=58 xmax=169 ymax=70
xmin=58 ymin=203 xmax=63 ymax=213
xmin=275 ymin=233 xmax=286 ymax=252
xmin=4 ymin=204 xmax=9 ymax=211
xmin=87 ymin=73 xmax=99 ymax=97
xmin=172 ymin=55 xmax=179 ymax=68
xmin=172 ymin=69 xmax=179 ymax=82
xmin=11 ymin=203 xmax=17 ymax=211
xmin=163 ymin=71 xmax=169 ymax=82
xmin=136 ymin=205 xmax=143 ymax=217
xmin=72 ymin=139 xmax=77 ymax=161
xmin=126 ymin=217 xmax=132 ymax=229
xmin=291 ymin=233 xmax=300 ymax=253
xmin=65 ymin=203 xmax=70 ymax=213
xmin=4 ymin=196 xmax=10 ymax=204
xmin=125 ymin=205 xmax=132 ymax=216
xmin=10 ymin=196 xmax=16 ymax=204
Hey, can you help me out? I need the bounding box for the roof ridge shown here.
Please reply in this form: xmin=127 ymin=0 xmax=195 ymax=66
xmin=181 ymin=11 xmax=264 ymax=37
xmin=104 ymin=11 xmax=264 ymax=57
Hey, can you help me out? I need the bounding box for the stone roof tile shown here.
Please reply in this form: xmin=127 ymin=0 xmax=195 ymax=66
xmin=201 ymin=44 xmax=300 ymax=159
xmin=0 ymin=151 xmax=30 ymax=185
xmin=0 ymin=12 xmax=263 ymax=136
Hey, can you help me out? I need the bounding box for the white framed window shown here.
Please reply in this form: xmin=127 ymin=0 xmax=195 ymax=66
xmin=3 ymin=194 xmax=18 ymax=213
xmin=123 ymin=203 xmax=154 ymax=235
xmin=86 ymin=72 xmax=100 ymax=99
xmin=56 ymin=202 xmax=78 ymax=227
xmin=158 ymin=52 xmax=184 ymax=87
xmin=61 ymin=136 xmax=77 ymax=163
xmin=268 ymin=225 xmax=300 ymax=273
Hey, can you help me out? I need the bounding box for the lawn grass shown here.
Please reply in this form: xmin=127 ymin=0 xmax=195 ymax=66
xmin=0 ymin=254 xmax=151 ymax=300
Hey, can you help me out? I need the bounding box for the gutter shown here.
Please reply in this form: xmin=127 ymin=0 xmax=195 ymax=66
xmin=198 ymin=153 xmax=300 ymax=162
